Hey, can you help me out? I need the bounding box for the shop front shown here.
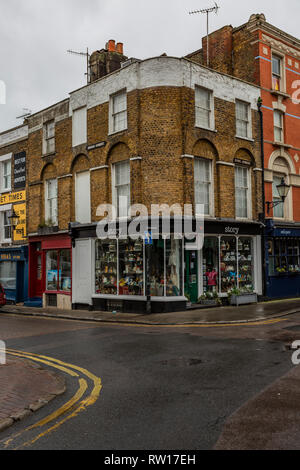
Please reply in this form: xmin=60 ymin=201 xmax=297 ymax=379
xmin=71 ymin=219 xmax=263 ymax=313
xmin=28 ymin=233 xmax=72 ymax=309
xmin=71 ymin=222 xmax=186 ymax=313
xmin=184 ymin=220 xmax=263 ymax=303
xmin=0 ymin=246 xmax=28 ymax=303
xmin=265 ymin=221 xmax=300 ymax=299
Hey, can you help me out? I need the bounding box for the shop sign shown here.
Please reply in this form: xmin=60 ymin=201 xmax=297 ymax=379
xmin=0 ymin=190 xmax=26 ymax=206
xmin=224 ymin=226 xmax=240 ymax=235
xmin=13 ymin=203 xmax=26 ymax=242
xmin=0 ymin=252 xmax=22 ymax=261
xmin=273 ymin=228 xmax=300 ymax=238
xmin=14 ymin=151 xmax=26 ymax=189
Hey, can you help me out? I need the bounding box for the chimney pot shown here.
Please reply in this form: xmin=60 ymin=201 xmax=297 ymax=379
xmin=116 ymin=42 xmax=124 ymax=55
xmin=108 ymin=40 xmax=116 ymax=52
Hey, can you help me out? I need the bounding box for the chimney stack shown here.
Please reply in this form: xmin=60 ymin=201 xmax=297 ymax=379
xmin=89 ymin=40 xmax=128 ymax=82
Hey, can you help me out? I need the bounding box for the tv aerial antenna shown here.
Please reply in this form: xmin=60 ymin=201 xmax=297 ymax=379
xmin=67 ymin=48 xmax=90 ymax=84
xmin=16 ymin=108 xmax=32 ymax=120
xmin=189 ymin=2 xmax=220 ymax=67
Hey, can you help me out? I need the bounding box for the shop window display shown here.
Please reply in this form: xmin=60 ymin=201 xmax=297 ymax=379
xmin=238 ymin=237 xmax=254 ymax=291
xmin=268 ymin=238 xmax=300 ymax=275
xmin=95 ymin=240 xmax=118 ymax=295
xmin=59 ymin=249 xmax=71 ymax=292
xmin=203 ymin=237 xmax=219 ymax=293
xmin=148 ymin=239 xmax=165 ymax=297
xmin=119 ymin=239 xmax=144 ymax=296
xmin=46 ymin=250 xmax=58 ymax=291
xmin=0 ymin=261 xmax=16 ymax=290
xmin=220 ymin=237 xmax=237 ymax=293
xmin=166 ymin=238 xmax=183 ymax=297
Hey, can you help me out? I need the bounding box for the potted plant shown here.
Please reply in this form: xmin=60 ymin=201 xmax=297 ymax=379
xmin=228 ymin=287 xmax=258 ymax=306
xmin=38 ymin=219 xmax=59 ymax=235
xmin=198 ymin=290 xmax=221 ymax=306
xmin=275 ymin=266 xmax=288 ymax=276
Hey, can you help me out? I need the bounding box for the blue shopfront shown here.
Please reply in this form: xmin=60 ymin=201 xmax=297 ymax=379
xmin=0 ymin=246 xmax=28 ymax=303
xmin=265 ymin=221 xmax=300 ymax=298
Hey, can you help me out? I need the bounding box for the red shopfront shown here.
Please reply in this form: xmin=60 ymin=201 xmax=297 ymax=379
xmin=28 ymin=233 xmax=72 ymax=309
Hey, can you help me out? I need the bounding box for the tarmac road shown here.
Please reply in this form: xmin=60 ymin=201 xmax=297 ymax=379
xmin=0 ymin=312 xmax=299 ymax=450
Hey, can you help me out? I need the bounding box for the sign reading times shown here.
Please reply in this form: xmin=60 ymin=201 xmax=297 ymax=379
xmin=0 ymin=190 xmax=26 ymax=206
xmin=14 ymin=151 xmax=26 ymax=189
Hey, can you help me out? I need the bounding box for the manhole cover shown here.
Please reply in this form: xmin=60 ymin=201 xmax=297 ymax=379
xmin=160 ymin=357 xmax=202 ymax=367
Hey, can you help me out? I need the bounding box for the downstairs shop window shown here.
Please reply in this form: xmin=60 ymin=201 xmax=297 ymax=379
xmin=268 ymin=239 xmax=300 ymax=275
xmin=46 ymin=250 xmax=71 ymax=292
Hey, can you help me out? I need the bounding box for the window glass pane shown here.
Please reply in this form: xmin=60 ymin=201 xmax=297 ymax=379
xmin=3 ymin=211 xmax=11 ymax=240
xmin=119 ymin=239 xmax=144 ymax=296
xmin=95 ymin=240 xmax=118 ymax=295
xmin=203 ymin=237 xmax=219 ymax=294
xmin=148 ymin=239 xmax=165 ymax=296
xmin=196 ymin=87 xmax=211 ymax=128
xmin=46 ymin=250 xmax=58 ymax=291
xmin=166 ymin=238 xmax=183 ymax=297
xmin=0 ymin=262 xmax=16 ymax=289
xmin=272 ymin=56 xmax=281 ymax=76
xmin=195 ymin=159 xmax=211 ymax=215
xmin=238 ymin=237 xmax=254 ymax=292
xmin=235 ymin=167 xmax=248 ymax=218
xmin=59 ymin=250 xmax=71 ymax=292
xmin=220 ymin=237 xmax=237 ymax=293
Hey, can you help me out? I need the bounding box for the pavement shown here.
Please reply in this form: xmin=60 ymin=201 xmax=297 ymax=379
xmin=0 ymin=356 xmax=65 ymax=432
xmin=1 ymin=298 xmax=300 ymax=325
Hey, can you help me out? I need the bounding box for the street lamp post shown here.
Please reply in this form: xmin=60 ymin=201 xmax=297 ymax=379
xmin=8 ymin=208 xmax=20 ymax=240
xmin=266 ymin=177 xmax=291 ymax=215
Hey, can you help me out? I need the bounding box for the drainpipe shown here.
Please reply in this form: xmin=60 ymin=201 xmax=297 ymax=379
xmin=257 ymin=97 xmax=267 ymax=298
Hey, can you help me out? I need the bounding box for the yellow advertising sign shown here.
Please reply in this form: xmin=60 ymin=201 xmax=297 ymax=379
xmin=13 ymin=203 xmax=26 ymax=242
xmin=0 ymin=190 xmax=26 ymax=206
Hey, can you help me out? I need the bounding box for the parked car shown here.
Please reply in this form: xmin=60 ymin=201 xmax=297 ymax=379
xmin=0 ymin=283 xmax=6 ymax=307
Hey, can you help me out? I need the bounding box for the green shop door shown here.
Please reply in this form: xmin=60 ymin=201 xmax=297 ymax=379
xmin=185 ymin=250 xmax=198 ymax=304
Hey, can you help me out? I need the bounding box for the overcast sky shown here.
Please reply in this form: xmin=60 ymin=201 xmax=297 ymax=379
xmin=0 ymin=0 xmax=299 ymax=132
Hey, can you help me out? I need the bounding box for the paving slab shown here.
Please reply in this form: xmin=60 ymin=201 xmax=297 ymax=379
xmin=0 ymin=356 xmax=65 ymax=431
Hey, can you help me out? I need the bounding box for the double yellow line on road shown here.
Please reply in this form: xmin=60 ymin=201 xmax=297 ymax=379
xmin=2 ymin=349 xmax=102 ymax=450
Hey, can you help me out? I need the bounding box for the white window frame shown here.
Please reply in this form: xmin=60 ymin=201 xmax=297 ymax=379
xmin=0 ymin=154 xmax=12 ymax=193
xmin=112 ymin=161 xmax=130 ymax=219
xmin=236 ymin=100 xmax=252 ymax=139
xmin=274 ymin=110 xmax=284 ymax=143
xmin=43 ymin=120 xmax=55 ymax=155
xmin=235 ymin=165 xmax=252 ymax=220
xmin=45 ymin=178 xmax=58 ymax=225
xmin=72 ymin=107 xmax=87 ymax=147
xmin=194 ymin=157 xmax=214 ymax=217
xmin=272 ymin=53 xmax=284 ymax=92
xmin=195 ymin=86 xmax=215 ymax=131
xmin=0 ymin=204 xmax=12 ymax=244
xmin=109 ymin=90 xmax=128 ymax=135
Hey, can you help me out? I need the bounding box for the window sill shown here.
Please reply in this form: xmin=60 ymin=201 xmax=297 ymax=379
xmin=235 ymin=135 xmax=254 ymax=143
xmin=272 ymin=141 xmax=292 ymax=149
xmin=42 ymin=151 xmax=56 ymax=158
xmin=108 ymin=128 xmax=128 ymax=137
xmin=270 ymin=89 xmax=290 ymax=99
xmin=195 ymin=125 xmax=217 ymax=133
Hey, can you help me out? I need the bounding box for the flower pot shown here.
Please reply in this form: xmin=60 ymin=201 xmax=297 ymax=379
xmin=230 ymin=293 xmax=258 ymax=306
